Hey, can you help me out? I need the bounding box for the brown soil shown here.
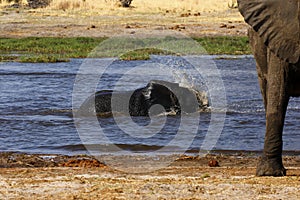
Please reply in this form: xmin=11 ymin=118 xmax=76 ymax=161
xmin=0 ymin=6 xmax=248 ymax=38
xmin=0 ymin=152 xmax=299 ymax=199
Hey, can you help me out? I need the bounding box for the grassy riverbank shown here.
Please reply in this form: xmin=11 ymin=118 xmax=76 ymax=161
xmin=0 ymin=37 xmax=106 ymax=62
xmin=0 ymin=36 xmax=250 ymax=62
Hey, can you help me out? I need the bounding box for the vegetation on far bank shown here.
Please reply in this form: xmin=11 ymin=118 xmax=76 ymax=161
xmin=0 ymin=36 xmax=251 ymax=63
xmin=0 ymin=37 xmax=106 ymax=62
xmin=194 ymin=36 xmax=250 ymax=55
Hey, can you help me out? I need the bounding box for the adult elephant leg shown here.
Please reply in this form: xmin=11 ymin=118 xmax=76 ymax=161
xmin=256 ymin=50 xmax=290 ymax=176
xmin=248 ymin=28 xmax=268 ymax=108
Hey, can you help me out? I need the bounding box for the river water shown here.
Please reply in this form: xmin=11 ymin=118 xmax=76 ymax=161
xmin=0 ymin=56 xmax=299 ymax=155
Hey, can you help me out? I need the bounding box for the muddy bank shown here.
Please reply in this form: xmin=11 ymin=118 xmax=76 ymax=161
xmin=0 ymin=152 xmax=106 ymax=168
xmin=0 ymin=151 xmax=300 ymax=169
xmin=0 ymin=152 xmax=240 ymax=168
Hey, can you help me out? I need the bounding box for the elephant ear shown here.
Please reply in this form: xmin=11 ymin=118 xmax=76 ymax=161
xmin=238 ymin=0 xmax=300 ymax=64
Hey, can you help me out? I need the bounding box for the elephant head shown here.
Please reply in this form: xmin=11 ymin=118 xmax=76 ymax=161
xmin=238 ymin=0 xmax=300 ymax=64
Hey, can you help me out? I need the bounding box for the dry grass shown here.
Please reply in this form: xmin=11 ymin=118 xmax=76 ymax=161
xmin=48 ymin=0 xmax=236 ymax=12
xmin=49 ymin=0 xmax=102 ymax=10
xmin=0 ymin=0 xmax=27 ymax=7
xmin=134 ymin=0 xmax=237 ymax=13
xmin=0 ymin=0 xmax=238 ymax=14
xmin=0 ymin=0 xmax=244 ymax=38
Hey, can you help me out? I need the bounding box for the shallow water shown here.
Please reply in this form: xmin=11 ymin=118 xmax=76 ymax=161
xmin=0 ymin=56 xmax=299 ymax=155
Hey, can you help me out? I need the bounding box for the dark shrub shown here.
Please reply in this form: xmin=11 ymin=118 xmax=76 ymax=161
xmin=27 ymin=0 xmax=52 ymax=8
xmin=119 ymin=0 xmax=132 ymax=7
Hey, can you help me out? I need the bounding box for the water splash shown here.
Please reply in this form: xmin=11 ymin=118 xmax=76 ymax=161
xmin=152 ymin=56 xmax=210 ymax=110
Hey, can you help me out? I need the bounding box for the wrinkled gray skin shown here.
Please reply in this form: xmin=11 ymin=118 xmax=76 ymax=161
xmin=238 ymin=0 xmax=300 ymax=176
xmin=77 ymin=80 xmax=209 ymax=117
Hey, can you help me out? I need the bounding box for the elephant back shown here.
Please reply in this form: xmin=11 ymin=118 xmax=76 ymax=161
xmin=238 ymin=0 xmax=300 ymax=64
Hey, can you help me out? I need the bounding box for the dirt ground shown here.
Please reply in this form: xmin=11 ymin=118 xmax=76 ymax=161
xmin=0 ymin=3 xmax=248 ymax=38
xmin=0 ymin=152 xmax=300 ymax=199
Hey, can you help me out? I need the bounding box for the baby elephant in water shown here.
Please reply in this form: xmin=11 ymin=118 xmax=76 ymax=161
xmin=77 ymin=80 xmax=209 ymax=117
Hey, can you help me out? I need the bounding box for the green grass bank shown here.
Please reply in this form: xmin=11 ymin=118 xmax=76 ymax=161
xmin=0 ymin=36 xmax=251 ymax=63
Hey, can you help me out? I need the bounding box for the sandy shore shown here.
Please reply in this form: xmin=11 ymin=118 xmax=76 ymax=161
xmin=0 ymin=152 xmax=300 ymax=199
